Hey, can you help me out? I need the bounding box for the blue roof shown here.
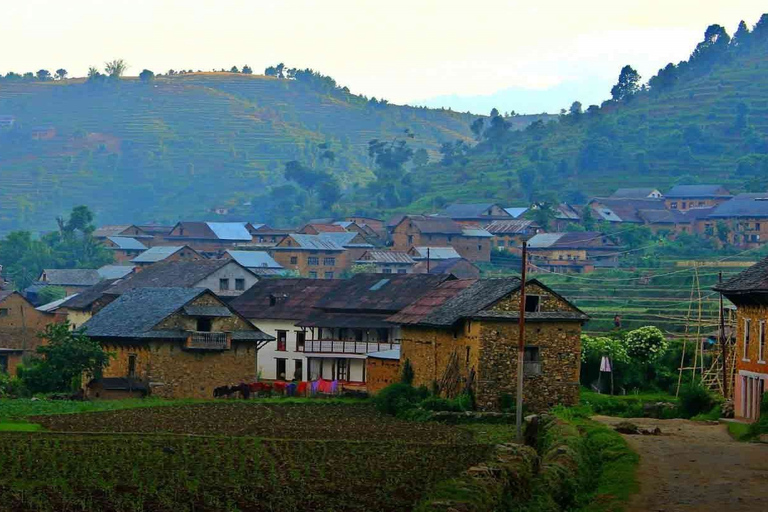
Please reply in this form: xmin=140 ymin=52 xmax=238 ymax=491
xmin=107 ymin=236 xmax=147 ymax=250
xmin=205 ymin=222 xmax=252 ymax=241
xmin=131 ymin=246 xmax=184 ymax=263
xmin=226 ymin=250 xmax=282 ymax=269
xmin=410 ymin=247 xmax=462 ymax=260
xmin=504 ymin=207 xmax=529 ymax=218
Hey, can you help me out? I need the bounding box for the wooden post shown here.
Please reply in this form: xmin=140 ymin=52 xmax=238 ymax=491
xmin=427 ymin=248 xmax=431 ymax=273
xmin=719 ymin=272 xmax=728 ymax=398
xmin=516 ymin=241 xmax=527 ymax=443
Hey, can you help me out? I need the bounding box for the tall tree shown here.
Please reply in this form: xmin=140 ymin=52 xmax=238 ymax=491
xmin=36 ymin=69 xmax=51 ymax=81
xmin=139 ymin=69 xmax=155 ymax=83
xmin=54 ymin=68 xmax=68 ymax=80
xmin=242 ymin=65 xmax=253 ymax=74
xmin=610 ymin=65 xmax=641 ymax=101
xmin=104 ymin=59 xmax=127 ymax=78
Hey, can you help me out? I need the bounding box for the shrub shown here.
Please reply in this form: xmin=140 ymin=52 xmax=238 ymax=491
xmin=678 ymin=382 xmax=715 ymax=418
xmin=373 ymin=383 xmax=426 ymax=416
xmin=0 ymin=372 xmax=29 ymax=398
xmin=401 ymin=359 xmax=415 ymax=385
xmin=624 ymin=326 xmax=668 ymax=363
xmin=421 ymin=394 xmax=473 ymax=412
xmin=748 ymin=393 xmax=768 ymax=438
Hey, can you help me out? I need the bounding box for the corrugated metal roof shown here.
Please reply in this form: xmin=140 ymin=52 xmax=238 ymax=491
xmin=410 ymin=247 xmax=462 ymax=260
xmin=131 ymin=246 xmax=185 ymax=263
xmin=484 ymin=220 xmax=536 ymax=235
xmin=36 ymin=294 xmax=79 ymax=312
xmin=526 ymin=233 xmax=566 ymax=248
xmin=277 ymin=234 xmax=345 ymax=251
xmin=367 ymin=348 xmax=400 ymax=360
xmin=205 ymin=222 xmax=253 ymax=241
xmin=107 ymin=236 xmax=147 ymax=250
xmin=461 ymin=227 xmax=493 ymax=238
xmin=504 ymin=207 xmax=529 ymax=218
xmin=357 ymin=250 xmax=415 ymax=264
xmin=226 ymin=250 xmax=282 ymax=269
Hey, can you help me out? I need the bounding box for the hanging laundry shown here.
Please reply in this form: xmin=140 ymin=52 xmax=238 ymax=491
xmin=600 ymin=356 xmax=612 ymax=373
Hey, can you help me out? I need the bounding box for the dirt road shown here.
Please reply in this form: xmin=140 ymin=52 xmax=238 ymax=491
xmin=593 ymin=416 xmax=768 ymax=512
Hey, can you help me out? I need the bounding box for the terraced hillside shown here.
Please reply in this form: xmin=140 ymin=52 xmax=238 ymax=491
xmin=380 ymin=18 xmax=768 ymax=214
xmin=0 ymin=73 xmax=485 ymax=232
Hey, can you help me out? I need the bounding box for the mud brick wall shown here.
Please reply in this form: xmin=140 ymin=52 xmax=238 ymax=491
xmin=366 ymin=357 xmax=400 ymax=395
xmin=476 ymin=320 xmax=581 ymax=412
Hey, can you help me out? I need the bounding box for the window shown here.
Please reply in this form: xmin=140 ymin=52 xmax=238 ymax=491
xmin=336 ymin=358 xmax=348 ymax=381
xmin=0 ymin=308 xmax=8 ymax=317
xmin=309 ymin=271 xmax=318 ymax=279
xmin=235 ymin=278 xmax=245 ymax=291
xmin=698 ymin=201 xmax=705 ymax=207
xmin=382 ymin=268 xmax=392 ymax=274
xmin=397 ymin=269 xmax=407 ymax=274
xmin=498 ymin=240 xmax=505 ymax=247
xmin=744 ymin=319 xmax=752 ymax=360
xmin=478 ymin=245 xmax=482 ymax=251
xmin=523 ymin=346 xmax=541 ymax=376
xmin=407 ymin=235 xmax=414 ymax=245
xmin=757 ymin=223 xmax=762 ymax=231
xmin=681 ymin=202 xmax=687 ymax=209
xmin=277 ymin=330 xmax=287 ymax=351
xmin=276 ymin=359 xmax=287 ymax=380
xmin=128 ymin=354 xmax=137 ymax=379
xmin=308 ymin=257 xmax=319 ymax=266
xmin=295 ymin=330 xmax=306 ymax=352
xmin=670 ymin=201 xmax=678 ymax=208
xmin=196 ymin=317 xmax=212 ymax=332
xmin=323 ymin=257 xmax=336 ymax=266
xmin=293 ymin=359 xmax=304 ymax=381
xmin=219 ymin=278 xmax=230 ymax=291
xmin=525 ymin=295 xmax=541 ymax=313
xmin=324 ymin=272 xmax=334 ymax=279
xmin=760 ymin=321 xmax=766 ymax=363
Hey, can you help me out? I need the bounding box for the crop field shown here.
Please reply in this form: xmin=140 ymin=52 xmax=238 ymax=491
xmin=0 ymin=402 xmax=493 ymax=512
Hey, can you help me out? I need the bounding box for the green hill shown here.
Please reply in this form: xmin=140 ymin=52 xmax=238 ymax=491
xmin=359 ymin=17 xmax=768 ymax=216
xmin=0 ymin=72 xmax=537 ymax=232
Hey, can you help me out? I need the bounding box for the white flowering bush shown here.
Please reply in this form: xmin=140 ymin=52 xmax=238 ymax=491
xmin=624 ymin=326 xmax=667 ymax=363
xmin=581 ymin=335 xmax=630 ymax=364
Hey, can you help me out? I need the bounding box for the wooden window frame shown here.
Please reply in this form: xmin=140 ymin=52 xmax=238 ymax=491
xmin=744 ymin=319 xmax=751 ymax=361
xmin=276 ymin=330 xmax=287 ymax=352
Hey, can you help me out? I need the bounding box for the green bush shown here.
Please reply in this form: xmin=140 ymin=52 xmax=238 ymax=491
xmin=678 ymin=382 xmax=715 ymax=419
xmin=373 ymin=383 xmax=426 ymax=416
xmin=421 ymin=394 xmax=473 ymax=412
xmin=748 ymin=393 xmax=768 ymax=438
xmin=0 ymin=372 xmax=28 ymax=398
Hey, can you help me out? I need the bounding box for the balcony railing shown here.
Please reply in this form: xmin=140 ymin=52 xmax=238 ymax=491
xmin=301 ymin=340 xmax=399 ymax=355
xmin=185 ymin=331 xmax=231 ymax=351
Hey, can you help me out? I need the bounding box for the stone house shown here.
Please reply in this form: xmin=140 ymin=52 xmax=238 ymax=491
xmin=664 ymin=185 xmax=732 ymax=211
xmin=82 ymin=287 xmax=273 ymax=399
xmin=388 ymin=278 xmax=588 ymax=412
xmin=102 ymin=236 xmax=148 ymax=263
xmin=163 ymin=221 xmax=255 ymax=254
xmin=552 ymin=204 xmax=582 ymax=232
xmin=714 ymin=258 xmax=768 ymax=421
xmin=298 ymin=223 xmax=347 ymax=235
xmin=0 ymin=291 xmax=56 ymax=376
xmin=53 ymin=279 xmax=120 ymax=329
xmin=131 ymin=245 xmax=202 ymax=268
xmin=223 ymin=250 xmax=286 ymax=277
xmin=525 ymin=232 xmax=619 ymax=274
xmin=29 ymin=269 xmax=103 ymax=301
xmin=391 ymin=215 xmax=493 ymax=262
xmin=109 ymin=259 xmax=259 ymax=298
xmin=366 ymin=348 xmax=401 ymax=394
xmin=705 ymin=193 xmax=768 ymax=248
xmin=485 ymin=219 xmax=541 ymax=251
xmin=248 ymin=224 xmax=291 ymax=248
xmin=297 ymin=273 xmax=451 ymax=384
xmin=270 ymin=233 xmax=372 ymax=279
xmin=356 ymin=250 xmax=416 ymax=274
xmin=230 ymin=278 xmax=342 ymax=380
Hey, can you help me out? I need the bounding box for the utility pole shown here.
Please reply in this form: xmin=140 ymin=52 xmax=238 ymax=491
xmin=719 ymin=272 xmax=728 ymax=398
xmin=427 ymin=247 xmax=431 ymax=273
xmin=516 ymin=241 xmax=528 ymax=443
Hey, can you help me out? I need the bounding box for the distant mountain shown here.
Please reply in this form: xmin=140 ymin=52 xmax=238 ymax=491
xmin=414 ymin=76 xmax=610 ymax=116
xmin=0 ymin=72 xmax=544 ymax=232
xmin=357 ymin=16 xmax=768 ymax=216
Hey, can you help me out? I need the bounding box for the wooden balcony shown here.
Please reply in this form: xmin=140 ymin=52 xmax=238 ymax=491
xmin=301 ymin=340 xmax=399 ymax=355
xmin=185 ymin=331 xmax=231 ymax=351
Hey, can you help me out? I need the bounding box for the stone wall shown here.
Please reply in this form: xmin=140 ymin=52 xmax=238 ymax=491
xmin=476 ymin=320 xmax=581 ymax=412
xmin=488 ymin=283 xmax=577 ymax=313
xmin=153 ymin=294 xmax=256 ymax=333
xmin=366 ymin=357 xmax=400 ymax=394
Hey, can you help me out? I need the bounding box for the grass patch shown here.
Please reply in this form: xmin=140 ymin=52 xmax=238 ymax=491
xmin=691 ymin=404 xmax=722 ymax=422
xmin=0 ymin=421 xmax=42 ymax=432
xmin=727 ymin=421 xmax=753 ymax=442
xmin=460 ymin=424 xmax=517 ymax=445
xmin=580 ymin=389 xmax=680 ymax=418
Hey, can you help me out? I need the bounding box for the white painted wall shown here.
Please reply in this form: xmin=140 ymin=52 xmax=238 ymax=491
xmin=250 ymin=319 xmax=307 ymax=380
xmin=196 ymin=262 xmax=259 ymax=297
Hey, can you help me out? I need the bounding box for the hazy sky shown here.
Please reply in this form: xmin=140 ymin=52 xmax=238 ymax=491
xmin=1 ymin=1 xmax=765 ymax=113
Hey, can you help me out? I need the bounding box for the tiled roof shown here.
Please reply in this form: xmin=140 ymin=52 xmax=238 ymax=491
xmin=402 ymin=215 xmax=465 ymax=235
xmin=230 ymin=279 xmax=342 ymax=320
xmin=714 ymin=257 xmax=768 ymax=294
xmin=107 ymin=237 xmax=147 ymax=250
xmin=610 ymin=188 xmax=662 ymax=199
xmin=409 ymin=247 xmax=462 ymax=260
xmin=303 ymin=223 xmax=347 ymax=233
xmin=484 ymin=220 xmax=537 ymax=234
xmin=708 ymin=194 xmax=768 ymax=218
xmin=554 ymin=203 xmax=581 ymax=221
xmin=58 ymin=279 xmax=119 ymax=310
xmin=440 ymin=203 xmax=509 ymax=219
xmin=225 ymin=250 xmax=282 ymax=269
xmin=665 ymin=185 xmax=731 ymax=198
xmin=93 ymin=225 xmax=132 ymax=238
xmin=357 ymin=250 xmax=416 ymax=264
xmin=387 ymin=279 xmax=477 ymax=325
xmin=314 ymin=273 xmax=451 ymax=313
xmin=108 ymin=260 xmax=237 ymax=294
xmin=41 ymin=269 xmax=102 ymax=287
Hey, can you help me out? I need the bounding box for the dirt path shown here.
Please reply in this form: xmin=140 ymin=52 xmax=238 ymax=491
xmin=593 ymin=416 xmax=768 ymax=511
